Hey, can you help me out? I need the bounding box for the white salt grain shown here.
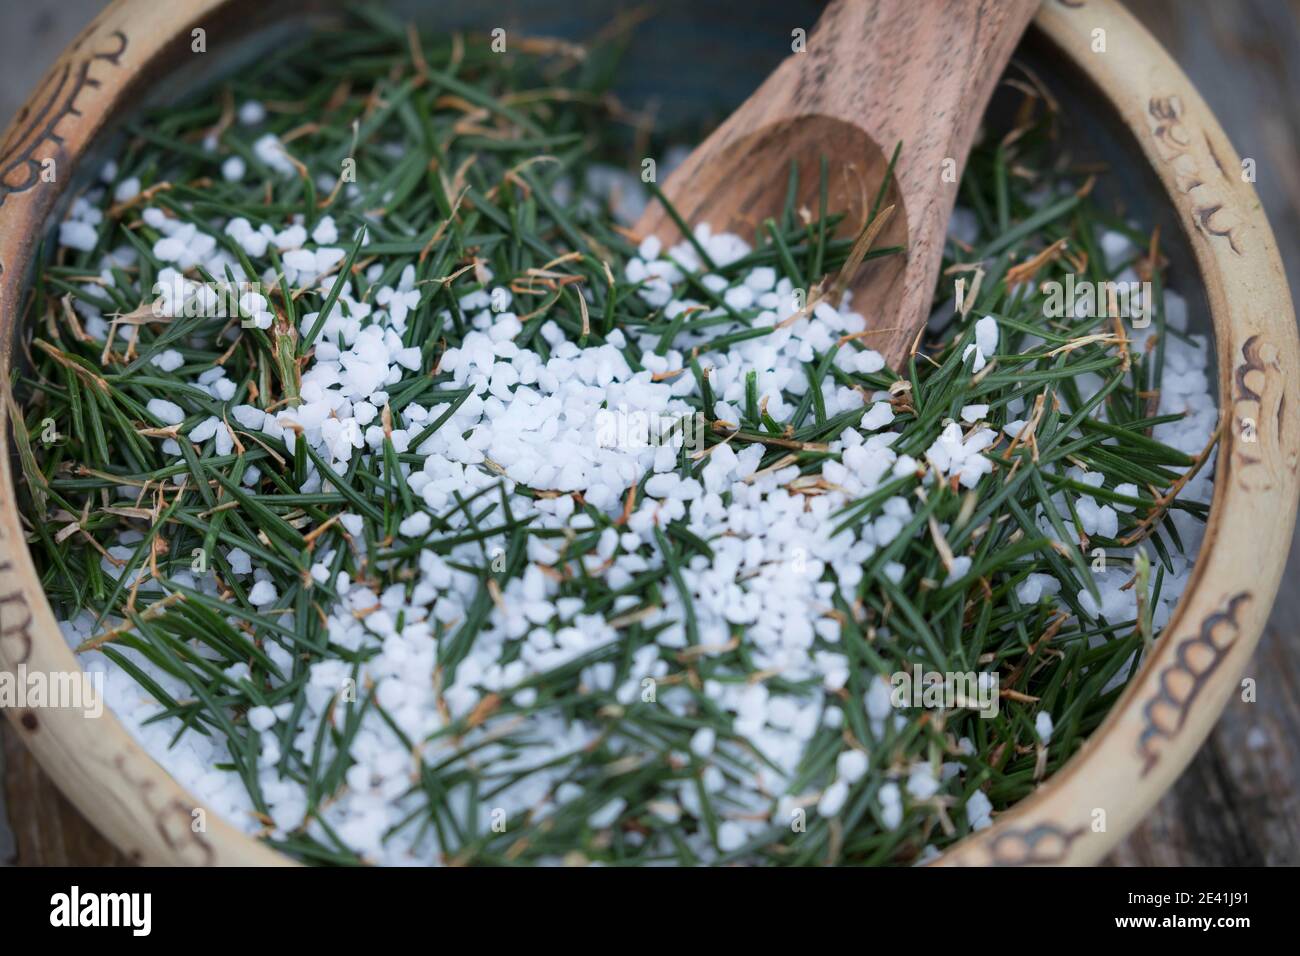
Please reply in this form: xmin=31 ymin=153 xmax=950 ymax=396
xmin=238 ymin=100 xmax=267 ymax=125
xmin=860 ymin=402 xmax=895 ymax=431
xmin=690 ymin=727 xmax=716 ymax=758
xmin=147 ymin=399 xmax=185 ymax=425
xmin=837 ymin=749 xmax=869 ymax=783
xmin=1035 ymin=712 xmax=1054 ymax=744
xmin=248 ymin=705 xmax=276 ymax=732
xmin=222 ymin=156 xmax=246 ymax=182
xmin=248 ymin=580 xmax=278 ymax=607
xmin=818 ymin=779 xmax=849 ymax=817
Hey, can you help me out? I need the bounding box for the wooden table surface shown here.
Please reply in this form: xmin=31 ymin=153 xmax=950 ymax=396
xmin=2 ymin=0 xmax=1299 ymax=867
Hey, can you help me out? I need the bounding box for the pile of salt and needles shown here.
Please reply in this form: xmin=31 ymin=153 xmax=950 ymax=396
xmin=19 ymin=13 xmax=1218 ymax=865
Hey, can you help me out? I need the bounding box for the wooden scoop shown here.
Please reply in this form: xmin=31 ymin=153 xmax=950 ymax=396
xmin=635 ymin=0 xmax=1040 ymax=368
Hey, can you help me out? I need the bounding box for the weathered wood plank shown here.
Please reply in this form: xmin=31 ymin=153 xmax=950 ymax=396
xmin=1 ymin=719 xmax=129 ymax=866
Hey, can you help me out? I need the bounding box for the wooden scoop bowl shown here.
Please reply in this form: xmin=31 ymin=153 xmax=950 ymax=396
xmin=635 ymin=0 xmax=1040 ymax=368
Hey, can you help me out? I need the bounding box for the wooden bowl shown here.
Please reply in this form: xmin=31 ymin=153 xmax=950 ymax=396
xmin=0 ymin=0 xmax=1295 ymax=866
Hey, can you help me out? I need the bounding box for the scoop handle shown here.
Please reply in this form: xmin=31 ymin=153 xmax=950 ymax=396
xmin=793 ymin=0 xmax=1041 ymax=183
xmin=793 ymin=0 xmax=1040 ymax=354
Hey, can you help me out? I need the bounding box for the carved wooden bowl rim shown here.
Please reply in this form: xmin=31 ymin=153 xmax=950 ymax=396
xmin=0 ymin=0 xmax=1294 ymax=866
